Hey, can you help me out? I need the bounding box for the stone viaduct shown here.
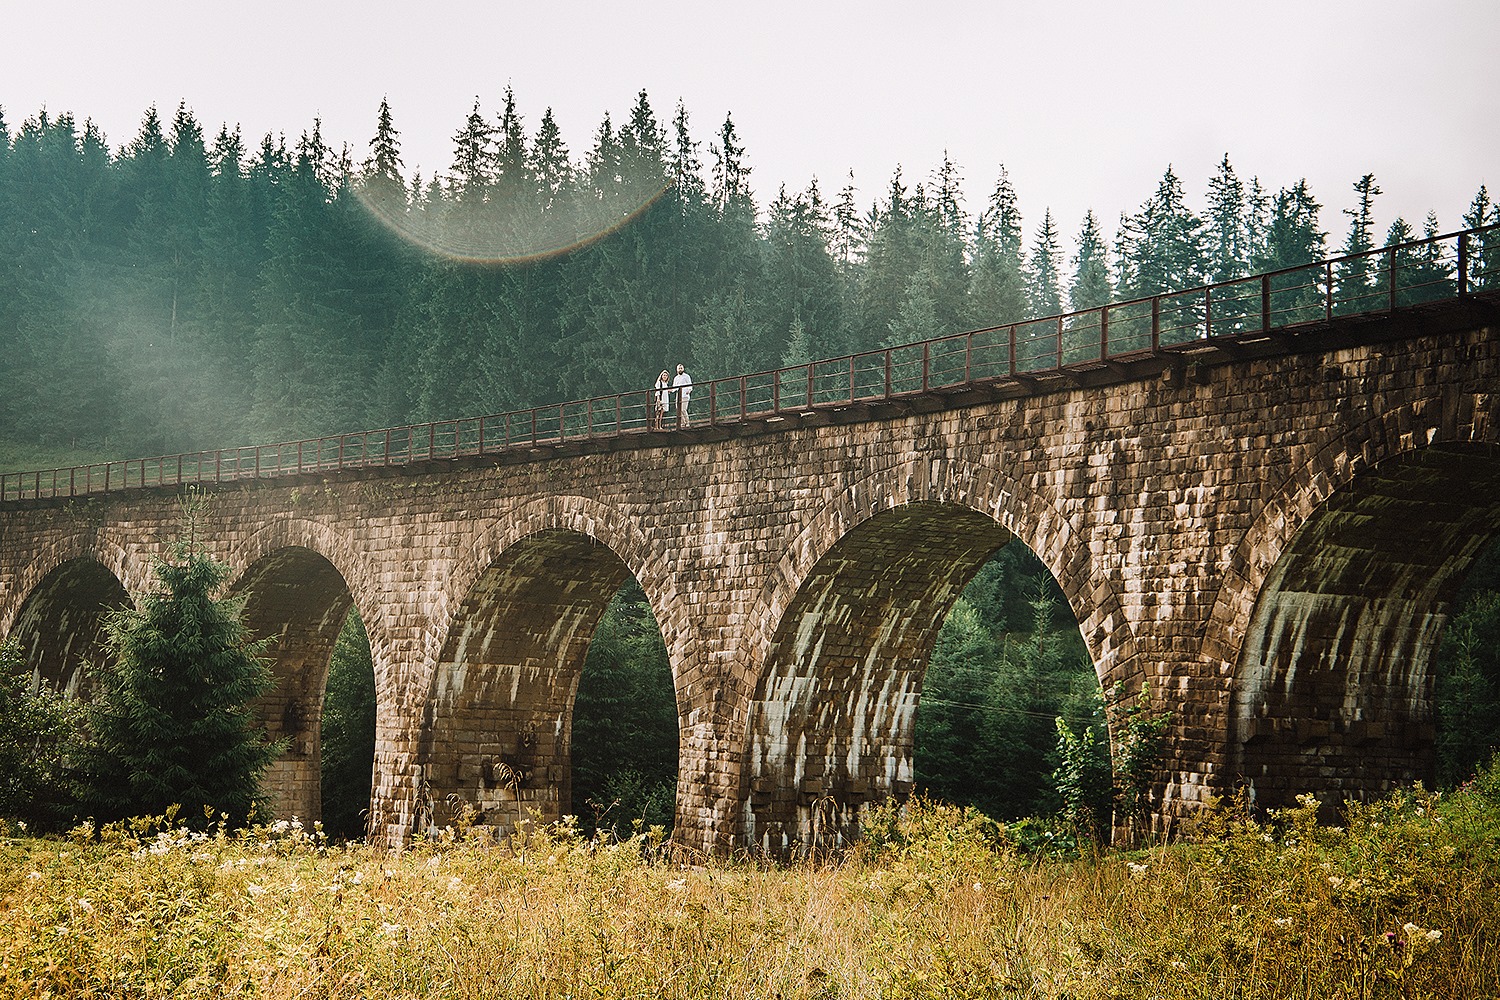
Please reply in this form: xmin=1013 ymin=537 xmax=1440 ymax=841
xmin=1 ymin=290 xmax=1497 ymax=854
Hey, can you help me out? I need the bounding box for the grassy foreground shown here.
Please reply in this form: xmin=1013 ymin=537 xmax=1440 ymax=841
xmin=2 ymin=773 xmax=1498 ymax=999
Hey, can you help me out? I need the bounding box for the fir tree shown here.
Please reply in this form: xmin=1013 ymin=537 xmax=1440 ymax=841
xmin=968 ymin=166 xmax=1026 ymax=328
xmin=1258 ymin=178 xmax=1326 ymax=271
xmin=492 ymin=85 xmax=530 ymax=208
xmin=530 ymin=106 xmax=574 ymax=211
xmin=87 ymin=507 xmax=280 ymax=826
xmin=619 ymin=89 xmax=667 ymax=198
xmin=1064 ymin=210 xmax=1112 ymax=361
xmin=1204 ymin=154 xmax=1248 ymax=286
xmin=449 ymin=98 xmax=494 ymax=204
xmin=1025 ymin=209 xmax=1063 ymax=318
xmin=1115 ymin=164 xmax=1206 ymax=298
xmin=361 ymin=96 xmax=407 ymax=210
xmin=1258 ymin=179 xmax=1327 ymax=324
xmin=1068 ymin=210 xmax=1112 ymax=312
xmin=1463 ymin=184 xmax=1499 ymax=292
xmin=1336 ymin=173 xmax=1382 ymax=310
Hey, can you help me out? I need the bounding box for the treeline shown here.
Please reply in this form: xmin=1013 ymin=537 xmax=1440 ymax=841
xmin=2 ymin=92 xmax=1496 ymax=464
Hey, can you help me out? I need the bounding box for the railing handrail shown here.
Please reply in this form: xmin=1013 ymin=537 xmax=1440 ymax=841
xmin=3 ymin=222 xmax=1497 ymax=503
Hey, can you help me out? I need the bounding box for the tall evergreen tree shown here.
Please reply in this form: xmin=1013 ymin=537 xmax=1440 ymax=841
xmin=1067 ymin=210 xmax=1112 ymax=312
xmin=1115 ymin=164 xmax=1206 ymax=298
xmin=530 ymin=106 xmax=574 ymax=211
xmin=1463 ymin=184 xmax=1499 ymax=291
xmin=1204 ymin=154 xmax=1248 ymax=285
xmin=88 ymin=527 xmax=280 ymax=826
xmin=1025 ymin=209 xmax=1064 ymax=318
xmin=968 ymin=166 xmax=1026 ymax=328
xmin=858 ymin=167 xmax=920 ymax=350
xmin=1257 ymin=178 xmax=1326 ymax=271
xmin=1336 ymin=173 xmax=1382 ymax=310
xmin=449 ymin=97 xmax=494 ymax=205
xmin=492 ymin=85 xmax=531 ymax=209
xmin=361 ymin=96 xmax=407 ymax=210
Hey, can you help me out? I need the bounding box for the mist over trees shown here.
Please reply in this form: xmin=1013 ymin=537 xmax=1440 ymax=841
xmin=1 ymin=93 xmax=1492 ymax=465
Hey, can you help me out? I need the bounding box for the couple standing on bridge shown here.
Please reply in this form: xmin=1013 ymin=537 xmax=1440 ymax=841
xmin=652 ymin=363 xmax=694 ymax=429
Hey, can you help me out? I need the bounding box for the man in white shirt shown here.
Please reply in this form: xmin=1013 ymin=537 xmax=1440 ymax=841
xmin=673 ymin=364 xmax=694 ymax=427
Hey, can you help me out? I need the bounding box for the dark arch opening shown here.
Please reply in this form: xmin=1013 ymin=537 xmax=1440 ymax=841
xmin=420 ymin=529 xmax=679 ymax=838
xmin=1434 ymin=536 xmax=1500 ymax=787
xmin=9 ymin=557 xmax=131 ymax=697
xmin=318 ymin=611 xmax=377 ymax=840
xmin=1231 ymin=443 xmax=1500 ymax=812
xmin=744 ymin=500 xmax=1110 ymax=855
xmin=914 ymin=541 xmax=1103 ymax=823
xmin=230 ymin=546 xmax=366 ymax=830
xmin=570 ymin=578 xmax=678 ymax=836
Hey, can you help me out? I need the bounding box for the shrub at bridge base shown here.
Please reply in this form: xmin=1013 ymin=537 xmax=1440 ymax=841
xmin=85 ymin=544 xmax=280 ymax=828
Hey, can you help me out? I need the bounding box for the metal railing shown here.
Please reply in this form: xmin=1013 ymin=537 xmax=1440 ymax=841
xmin=3 ymin=223 xmax=1498 ymax=503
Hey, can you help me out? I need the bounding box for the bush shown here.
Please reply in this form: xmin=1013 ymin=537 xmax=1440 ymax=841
xmin=0 ymin=637 xmax=87 ymax=829
xmin=85 ymin=538 xmax=281 ymax=827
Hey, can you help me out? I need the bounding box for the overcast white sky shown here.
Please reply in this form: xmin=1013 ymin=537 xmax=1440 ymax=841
xmin=3 ymin=1 xmax=1497 ymax=254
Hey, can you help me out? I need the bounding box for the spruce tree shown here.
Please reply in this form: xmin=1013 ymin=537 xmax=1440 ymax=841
xmin=361 ymin=97 xmax=407 ymax=212
xmin=1336 ymin=173 xmax=1382 ymax=311
xmin=1065 ymin=210 xmax=1112 ymax=361
xmin=1258 ymin=179 xmax=1326 ymax=324
xmin=1115 ymin=164 xmax=1206 ymax=298
xmin=1463 ymin=184 xmax=1499 ymax=292
xmin=967 ymin=166 xmax=1026 ymax=328
xmin=87 ymin=512 xmax=280 ymax=826
xmin=1067 ymin=210 xmax=1112 ymax=312
xmin=1025 ymin=209 xmax=1063 ymax=318
xmin=1204 ymin=154 xmax=1248 ymax=286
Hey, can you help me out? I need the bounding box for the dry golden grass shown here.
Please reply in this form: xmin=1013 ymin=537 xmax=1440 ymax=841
xmin=2 ymin=776 xmax=1497 ymax=999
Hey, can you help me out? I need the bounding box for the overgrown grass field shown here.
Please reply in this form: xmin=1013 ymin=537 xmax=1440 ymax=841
xmin=3 ymin=771 xmax=1498 ymax=999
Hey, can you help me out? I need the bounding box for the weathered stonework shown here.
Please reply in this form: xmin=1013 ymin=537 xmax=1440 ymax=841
xmin=1 ymin=302 xmax=1497 ymax=851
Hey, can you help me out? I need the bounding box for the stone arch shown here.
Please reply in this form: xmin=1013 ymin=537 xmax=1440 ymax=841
xmin=1 ymin=527 xmax=148 ymax=697
xmin=224 ymin=518 xmax=380 ymax=824
xmin=736 ymin=454 xmax=1133 ymax=854
xmin=419 ymin=495 xmax=688 ymax=835
xmin=1208 ymin=392 xmax=1500 ymax=810
xmin=748 ymin=453 xmax=1136 ymax=692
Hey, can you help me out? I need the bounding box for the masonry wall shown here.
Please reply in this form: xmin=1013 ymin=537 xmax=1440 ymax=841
xmin=0 ymin=306 xmax=1495 ymax=850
